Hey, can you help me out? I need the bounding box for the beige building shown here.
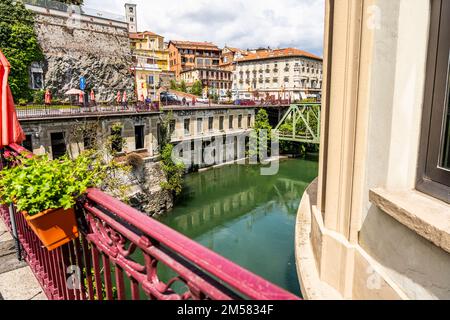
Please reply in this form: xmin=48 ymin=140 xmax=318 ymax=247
xmin=297 ymin=0 xmax=450 ymax=300
xmin=233 ymin=48 xmax=323 ymax=101
xmin=130 ymin=31 xmax=171 ymax=99
xmin=180 ymin=68 xmax=233 ymax=99
xmin=165 ymin=106 xmax=255 ymax=169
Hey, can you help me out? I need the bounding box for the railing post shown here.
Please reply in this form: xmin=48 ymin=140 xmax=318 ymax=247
xmin=8 ymin=204 xmax=22 ymax=261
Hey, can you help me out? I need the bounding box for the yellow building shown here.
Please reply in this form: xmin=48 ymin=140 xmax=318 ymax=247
xmin=129 ymin=31 xmax=173 ymax=99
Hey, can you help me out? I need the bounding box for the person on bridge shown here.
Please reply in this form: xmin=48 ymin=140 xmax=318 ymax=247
xmin=182 ymin=97 xmax=187 ymax=106
xmin=192 ymin=96 xmax=196 ymax=106
xmin=44 ymin=89 xmax=51 ymax=106
xmin=122 ymin=91 xmax=128 ymax=110
xmin=90 ymin=90 xmax=96 ymax=107
xmin=116 ymin=91 xmax=122 ymax=107
xmin=78 ymin=91 xmax=84 ymax=107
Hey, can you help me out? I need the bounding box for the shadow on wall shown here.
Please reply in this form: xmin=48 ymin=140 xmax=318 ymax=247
xmin=359 ymin=205 xmax=450 ymax=300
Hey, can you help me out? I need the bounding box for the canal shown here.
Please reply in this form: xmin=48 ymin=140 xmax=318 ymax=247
xmin=158 ymin=158 xmax=318 ymax=296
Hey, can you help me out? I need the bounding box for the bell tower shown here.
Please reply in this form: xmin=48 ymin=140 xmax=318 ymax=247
xmin=125 ymin=3 xmax=137 ymax=33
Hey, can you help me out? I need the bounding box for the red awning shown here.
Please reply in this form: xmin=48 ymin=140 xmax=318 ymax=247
xmin=0 ymin=50 xmax=24 ymax=148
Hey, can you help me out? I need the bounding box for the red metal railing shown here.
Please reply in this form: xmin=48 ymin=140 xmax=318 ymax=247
xmin=0 ymin=143 xmax=300 ymax=300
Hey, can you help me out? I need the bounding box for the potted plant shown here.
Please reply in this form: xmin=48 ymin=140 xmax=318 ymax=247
xmin=0 ymin=152 xmax=105 ymax=251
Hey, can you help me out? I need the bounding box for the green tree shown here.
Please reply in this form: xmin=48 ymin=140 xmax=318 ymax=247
xmin=160 ymin=144 xmax=185 ymax=197
xmin=250 ymin=109 xmax=273 ymax=161
xmin=158 ymin=113 xmax=185 ymax=197
xmin=169 ymin=79 xmax=179 ymax=91
xmin=0 ymin=0 xmax=43 ymax=102
xmin=190 ymin=80 xmax=203 ymax=96
xmin=179 ymin=80 xmax=187 ymax=93
xmin=226 ymin=89 xmax=232 ymax=101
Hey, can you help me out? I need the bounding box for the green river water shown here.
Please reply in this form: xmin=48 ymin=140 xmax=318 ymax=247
xmin=158 ymin=158 xmax=318 ymax=296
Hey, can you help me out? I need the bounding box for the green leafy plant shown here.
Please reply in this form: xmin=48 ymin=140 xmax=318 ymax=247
xmin=249 ymin=109 xmax=273 ymax=161
xmin=0 ymin=0 xmax=44 ymax=102
xmin=0 ymin=151 xmax=117 ymax=216
xmin=160 ymin=144 xmax=185 ymax=197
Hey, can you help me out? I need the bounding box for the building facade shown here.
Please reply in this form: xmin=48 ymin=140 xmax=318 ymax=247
xmin=180 ymin=68 xmax=232 ymax=99
xmin=233 ymin=48 xmax=323 ymax=101
xmin=297 ymin=0 xmax=450 ymax=300
xmin=168 ymin=41 xmax=221 ymax=80
xmin=219 ymin=47 xmax=249 ymax=71
xmin=165 ymin=106 xmax=255 ymax=170
xmin=130 ymin=31 xmax=171 ymax=99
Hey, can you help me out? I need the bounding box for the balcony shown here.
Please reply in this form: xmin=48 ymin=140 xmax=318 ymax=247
xmin=0 ymin=144 xmax=299 ymax=301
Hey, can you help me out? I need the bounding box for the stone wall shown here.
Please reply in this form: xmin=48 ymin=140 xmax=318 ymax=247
xmin=32 ymin=10 xmax=135 ymax=102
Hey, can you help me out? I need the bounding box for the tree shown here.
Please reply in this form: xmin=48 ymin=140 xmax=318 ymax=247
xmin=250 ymin=109 xmax=272 ymax=161
xmin=158 ymin=113 xmax=185 ymax=197
xmin=179 ymin=80 xmax=187 ymax=93
xmin=226 ymin=89 xmax=232 ymax=101
xmin=0 ymin=0 xmax=43 ymax=102
xmin=190 ymin=80 xmax=203 ymax=96
xmin=169 ymin=79 xmax=179 ymax=91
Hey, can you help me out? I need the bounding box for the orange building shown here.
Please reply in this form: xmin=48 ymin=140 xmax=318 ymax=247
xmin=219 ymin=46 xmax=249 ymax=71
xmin=168 ymin=41 xmax=221 ymax=80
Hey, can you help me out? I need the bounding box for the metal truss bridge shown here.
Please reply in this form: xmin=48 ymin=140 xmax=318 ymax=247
xmin=274 ymin=103 xmax=321 ymax=144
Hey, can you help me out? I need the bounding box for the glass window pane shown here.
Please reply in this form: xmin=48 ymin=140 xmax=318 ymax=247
xmin=441 ymin=77 xmax=450 ymax=169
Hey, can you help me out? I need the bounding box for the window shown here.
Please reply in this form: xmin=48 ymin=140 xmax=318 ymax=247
xmin=51 ymin=132 xmax=66 ymax=159
xmin=30 ymin=62 xmax=44 ymax=90
xmin=169 ymin=120 xmax=176 ymax=137
xmin=110 ymin=127 xmax=123 ymax=153
xmin=22 ymin=134 xmax=32 ymax=152
xmin=129 ymin=7 xmax=134 ymax=13
xmin=130 ymin=17 xmax=134 ymax=22
xmin=238 ymin=115 xmax=242 ymax=129
xmin=135 ymin=125 xmax=145 ymax=150
xmin=184 ymin=119 xmax=190 ymax=136
xmin=247 ymin=114 xmax=252 ymax=128
xmin=197 ymin=118 xmax=203 ymax=134
xmin=229 ymin=115 xmax=234 ymax=129
xmin=208 ymin=117 xmax=214 ymax=131
xmin=417 ymin=0 xmax=450 ymax=203
xmin=219 ymin=116 xmax=224 ymax=131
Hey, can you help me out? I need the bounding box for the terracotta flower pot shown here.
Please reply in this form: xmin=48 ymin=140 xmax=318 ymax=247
xmin=23 ymin=207 xmax=79 ymax=251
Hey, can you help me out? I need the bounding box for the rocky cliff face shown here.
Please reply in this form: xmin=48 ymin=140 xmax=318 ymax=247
xmin=127 ymin=161 xmax=174 ymax=217
xmin=33 ymin=12 xmax=135 ymax=102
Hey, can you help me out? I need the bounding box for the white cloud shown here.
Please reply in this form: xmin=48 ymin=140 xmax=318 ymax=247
xmin=84 ymin=0 xmax=325 ymax=56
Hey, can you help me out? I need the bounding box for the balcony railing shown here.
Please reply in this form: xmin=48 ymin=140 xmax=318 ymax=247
xmin=0 ymin=143 xmax=300 ymax=300
xmin=16 ymin=104 xmax=161 ymax=120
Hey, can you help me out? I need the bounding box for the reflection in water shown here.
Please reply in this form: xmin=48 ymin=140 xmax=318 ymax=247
xmin=158 ymin=159 xmax=318 ymax=295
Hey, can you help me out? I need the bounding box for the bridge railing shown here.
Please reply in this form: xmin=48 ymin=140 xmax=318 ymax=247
xmin=0 ymin=143 xmax=299 ymax=300
xmin=16 ymin=104 xmax=161 ymax=119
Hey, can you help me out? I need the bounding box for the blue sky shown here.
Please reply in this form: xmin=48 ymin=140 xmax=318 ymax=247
xmin=84 ymin=0 xmax=325 ymax=56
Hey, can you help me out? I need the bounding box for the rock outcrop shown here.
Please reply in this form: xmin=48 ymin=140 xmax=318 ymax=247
xmin=32 ymin=10 xmax=135 ymax=102
xmin=127 ymin=160 xmax=174 ymax=217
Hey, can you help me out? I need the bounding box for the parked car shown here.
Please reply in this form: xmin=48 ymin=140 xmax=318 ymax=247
xmin=234 ymin=99 xmax=256 ymax=106
xmin=160 ymin=92 xmax=181 ymax=106
xmin=196 ymin=98 xmax=209 ymax=104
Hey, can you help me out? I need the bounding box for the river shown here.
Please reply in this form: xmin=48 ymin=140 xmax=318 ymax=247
xmin=158 ymin=158 xmax=318 ymax=296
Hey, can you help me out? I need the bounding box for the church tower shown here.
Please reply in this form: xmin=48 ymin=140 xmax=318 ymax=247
xmin=125 ymin=3 xmax=137 ymax=33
